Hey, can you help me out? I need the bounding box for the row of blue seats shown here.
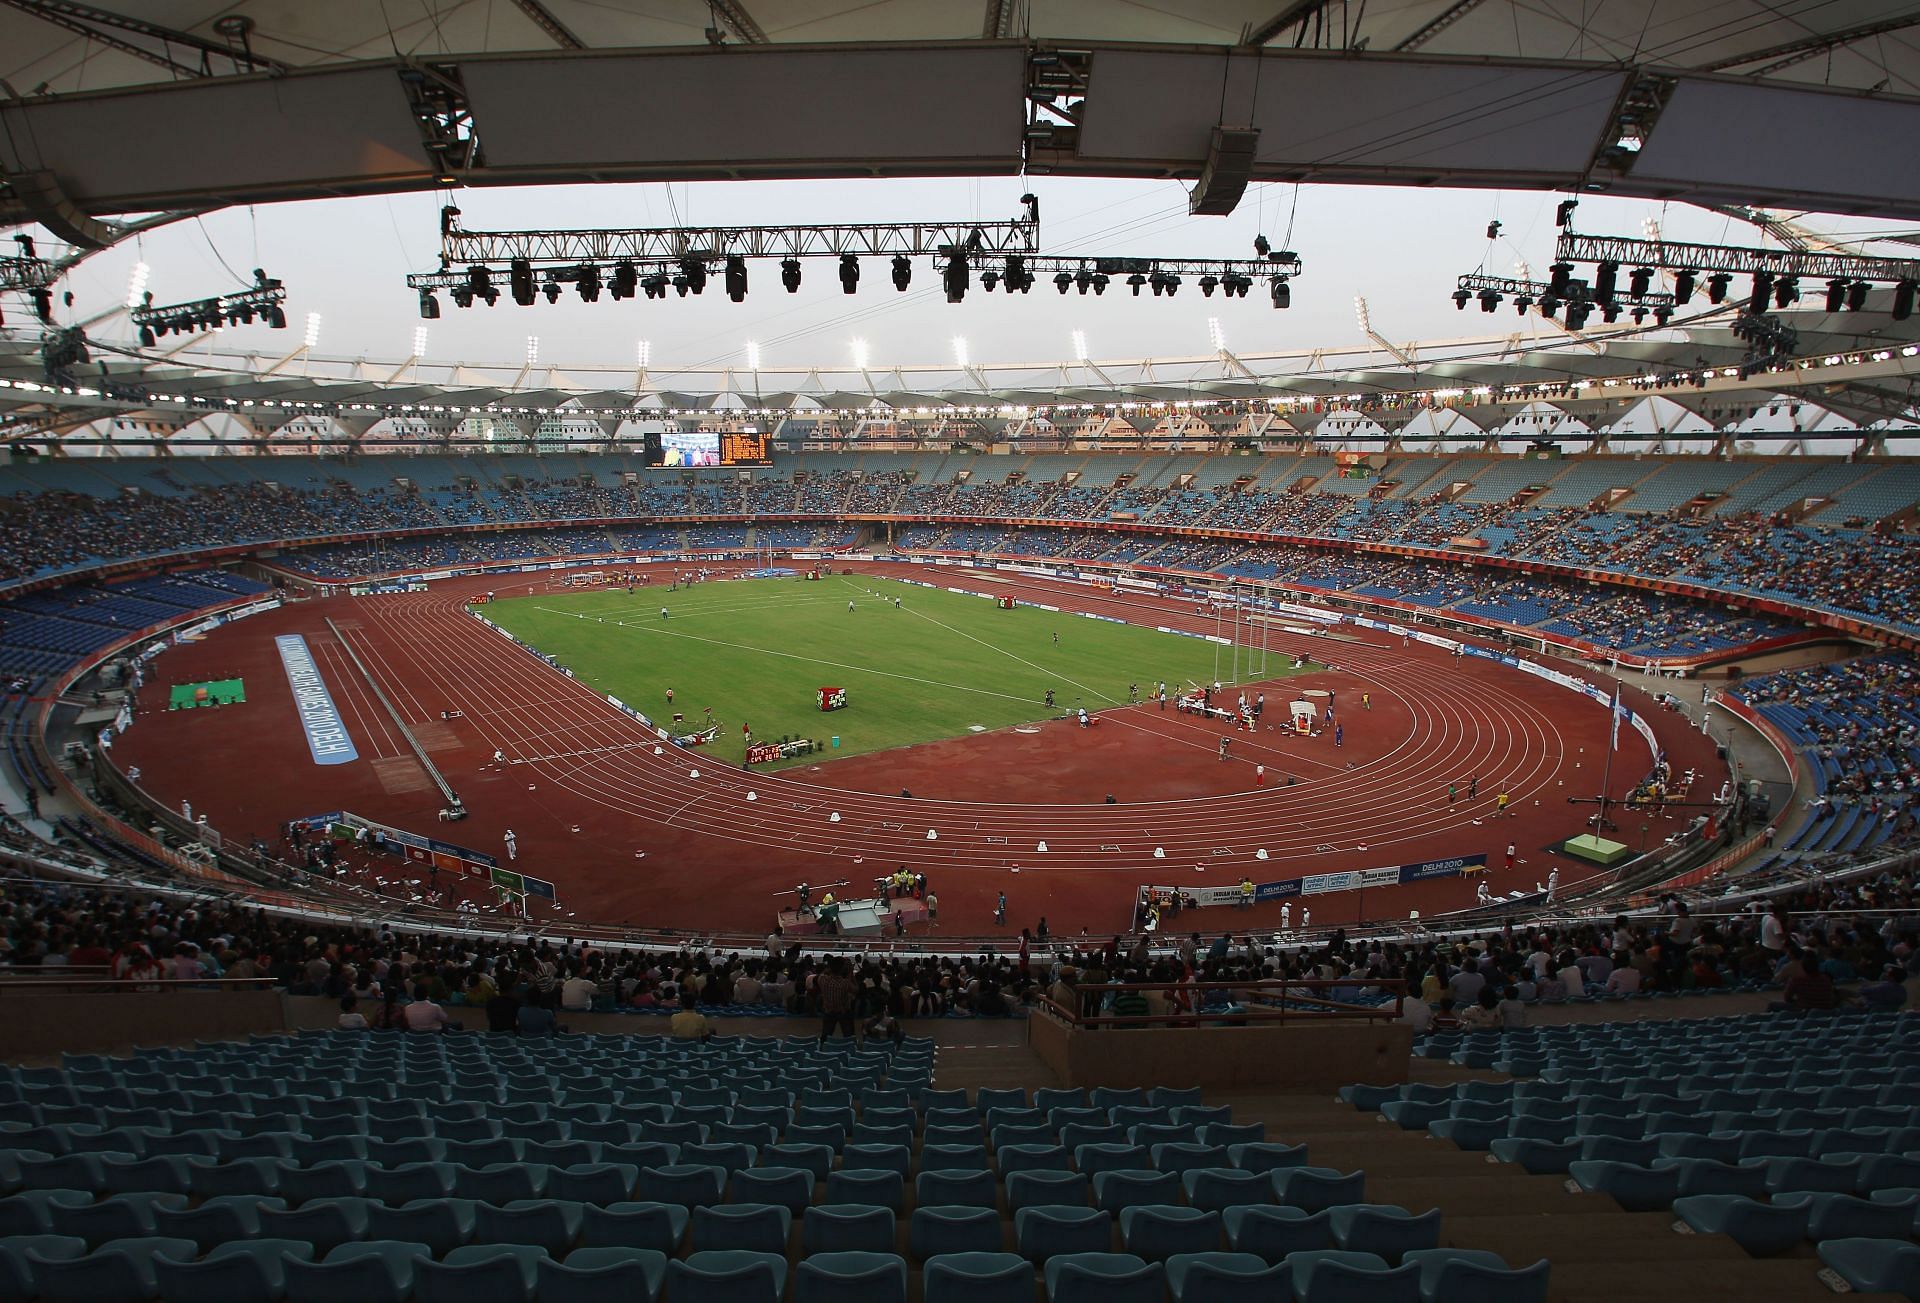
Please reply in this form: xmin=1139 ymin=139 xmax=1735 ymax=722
xmin=0 ymin=1236 xmax=1550 ymax=1303
xmin=1677 ymin=1190 xmax=1920 ymax=1255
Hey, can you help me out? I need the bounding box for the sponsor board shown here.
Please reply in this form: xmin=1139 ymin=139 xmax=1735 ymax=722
xmin=274 ymin=634 xmax=358 ymax=766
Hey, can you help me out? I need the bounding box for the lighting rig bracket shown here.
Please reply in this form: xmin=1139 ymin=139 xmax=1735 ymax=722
xmin=1454 ymin=270 xmax=1675 ymax=328
xmin=130 ymin=268 xmax=287 ymax=346
xmin=0 ymin=234 xmax=57 ymax=324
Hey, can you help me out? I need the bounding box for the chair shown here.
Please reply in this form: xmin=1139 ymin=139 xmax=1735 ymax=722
xmin=1764 ymin=1156 xmax=1863 ymax=1196
xmin=918 ymin=1169 xmax=999 ymax=1209
xmin=911 ymin=1205 xmax=1005 ymax=1260
xmin=1284 ymin=1248 xmax=1421 ymax=1303
xmin=1015 ymin=1206 xmax=1113 ymax=1261
xmin=0 ymin=1190 xmax=93 ymax=1237
xmin=730 ymin=1166 xmax=814 ymax=1214
xmin=25 ymin=1235 xmax=194 ymax=1302
xmin=825 ymin=1169 xmax=905 ymax=1212
xmin=1007 ymin=1171 xmax=1089 ymax=1213
xmin=580 ymin=1202 xmax=689 ymax=1253
xmin=843 ymin=1143 xmax=913 ymax=1177
xmin=1327 ymin=1204 xmax=1443 ymax=1260
xmin=637 ymin=1164 xmax=728 ymax=1208
xmin=803 ymin=1204 xmax=895 ymax=1254
xmin=1184 ymin=1168 xmax=1274 ymax=1212
xmin=1073 ymin=1144 xmax=1149 ymax=1177
xmin=1223 ymin=1205 xmax=1332 ymax=1262
xmin=692 ymin=1202 xmax=793 ymax=1254
xmin=1652 ymin=1157 xmax=1769 ymax=1199
xmin=474 ymin=1199 xmax=585 ymax=1257
xmin=1274 ymin=1167 xmax=1367 ymax=1213
xmin=1093 ymin=1169 xmax=1182 ymax=1213
xmin=1118 ymin=1205 xmax=1222 ymax=1260
xmin=922 ymin=1145 xmax=994 ymax=1172
xmin=683 ymin=1143 xmax=758 ymax=1176
xmin=52 ymin=1191 xmax=186 ymax=1246
xmin=281 ymin=1239 xmax=436 ymax=1303
xmin=921 ymin=1251 xmax=1033 ymax=1303
xmin=1817 ymin=1238 xmax=1920 ymax=1298
xmin=665 ymin=1249 xmax=788 ymax=1303
xmin=1228 ymin=1143 xmax=1308 ymax=1174
xmin=1566 ymin=1161 xmax=1680 ymax=1212
xmin=413 ymin=1243 xmax=547 ymax=1303
xmin=1165 ymin=1250 xmax=1291 ymax=1303
xmin=794 ymin=1250 xmax=909 ymax=1303
xmin=1671 ymin=1195 xmax=1811 ymax=1256
xmin=0 ymin=1232 xmax=85 ymax=1300
xmin=152 ymin=1192 xmax=281 ymax=1252
xmin=763 ymin=1143 xmax=835 ymax=1179
xmin=1401 ymin=1248 xmax=1551 ymax=1303
xmin=1775 ymin=1191 xmax=1917 ymax=1242
xmin=365 ymin=1162 xmax=457 ymax=1204
xmin=536 ymin=1247 xmax=669 ymax=1303
xmin=1042 ymin=1251 xmax=1164 ymax=1303
xmin=258 ymin=1197 xmax=375 ymax=1254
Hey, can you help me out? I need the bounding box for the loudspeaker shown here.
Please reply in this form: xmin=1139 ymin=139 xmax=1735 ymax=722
xmin=643 ymin=431 xmax=664 ymax=466
xmin=1188 ymin=126 xmax=1261 ymax=216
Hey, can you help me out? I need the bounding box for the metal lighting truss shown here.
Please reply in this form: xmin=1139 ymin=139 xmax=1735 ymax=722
xmin=1556 ymin=229 xmax=1920 ymax=285
xmin=1455 ymin=271 xmax=1675 ymax=311
xmin=0 ymin=235 xmax=57 ymax=321
xmin=129 ymin=269 xmax=286 ymax=342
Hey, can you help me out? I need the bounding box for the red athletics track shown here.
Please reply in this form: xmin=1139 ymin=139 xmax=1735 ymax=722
xmin=112 ymin=561 xmax=1727 ymax=937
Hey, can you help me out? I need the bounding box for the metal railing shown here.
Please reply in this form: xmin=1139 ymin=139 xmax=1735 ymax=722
xmin=1036 ymin=978 xmax=1405 ymax=1030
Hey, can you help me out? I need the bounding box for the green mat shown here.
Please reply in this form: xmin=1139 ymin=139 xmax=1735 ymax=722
xmin=1561 ymin=832 xmax=1631 ymax=866
xmin=169 ymin=678 xmax=245 ymax=710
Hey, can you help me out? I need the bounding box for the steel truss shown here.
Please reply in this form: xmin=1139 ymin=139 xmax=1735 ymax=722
xmin=130 ymin=270 xmax=286 ymax=341
xmin=1557 ymin=230 xmax=1920 ymax=284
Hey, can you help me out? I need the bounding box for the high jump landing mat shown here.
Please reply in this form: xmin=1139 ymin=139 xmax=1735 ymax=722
xmin=169 ymin=679 xmax=245 ymax=710
xmin=1560 ymin=832 xmax=1631 ymax=866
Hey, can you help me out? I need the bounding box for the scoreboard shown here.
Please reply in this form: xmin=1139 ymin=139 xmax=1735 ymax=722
xmin=720 ymin=430 xmax=772 ymax=466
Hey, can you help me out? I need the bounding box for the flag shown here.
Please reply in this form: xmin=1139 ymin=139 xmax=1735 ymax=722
xmin=491 ymin=866 xmax=524 ymax=894
xmin=523 ymin=875 xmax=556 ymax=901
xmin=1609 ymin=681 xmax=1622 ymax=752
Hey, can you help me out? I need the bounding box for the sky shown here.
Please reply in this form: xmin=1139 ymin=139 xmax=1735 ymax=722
xmin=47 ymin=173 xmax=1920 ymax=380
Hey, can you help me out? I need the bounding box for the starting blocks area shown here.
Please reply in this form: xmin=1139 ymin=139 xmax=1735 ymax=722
xmin=168 ymin=678 xmax=245 ymax=710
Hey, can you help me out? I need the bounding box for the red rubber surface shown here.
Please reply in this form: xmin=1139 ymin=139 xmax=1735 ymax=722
xmin=113 ymin=562 xmax=1726 ymax=935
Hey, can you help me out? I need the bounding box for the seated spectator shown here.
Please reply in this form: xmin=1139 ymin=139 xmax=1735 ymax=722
xmin=1397 ymin=994 xmax=1433 ymax=1032
xmin=517 ymin=994 xmax=562 ymax=1037
xmin=865 ymin=1007 xmax=906 ymax=1045
xmin=1773 ymin=953 xmax=1837 ymax=1012
xmin=559 ymin=967 xmax=599 ymax=1012
xmin=670 ymin=993 xmax=712 ymax=1042
xmin=337 ymin=995 xmax=369 ymax=1030
xmin=1497 ymin=985 xmax=1528 ymax=1026
xmin=1458 ymin=987 xmax=1501 ymax=1029
xmin=403 ymin=981 xmax=454 ymax=1032
xmin=486 ymin=985 xmax=522 ymax=1033
xmin=1859 ymin=964 xmax=1910 ymax=1010
xmin=1604 ymin=955 xmax=1642 ymax=995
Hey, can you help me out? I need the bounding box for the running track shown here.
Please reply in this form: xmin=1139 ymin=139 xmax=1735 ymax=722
xmin=113 ymin=562 xmax=1727 ymax=935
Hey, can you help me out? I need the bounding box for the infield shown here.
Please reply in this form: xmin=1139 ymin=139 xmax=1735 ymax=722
xmin=479 ymin=574 xmax=1311 ymax=767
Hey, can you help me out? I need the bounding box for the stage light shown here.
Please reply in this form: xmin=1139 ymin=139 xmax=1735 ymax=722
xmin=839 ymin=254 xmax=860 ymax=294
xmin=1514 ymin=294 xmax=1534 ymax=314
xmin=643 ymin=272 xmax=669 ymax=299
xmin=1653 ymin=306 xmax=1672 ymax=325
xmin=541 ymin=279 xmax=561 ymax=304
xmin=943 ymin=250 xmax=969 ymax=303
xmin=510 ymin=258 xmax=535 ymax=306
xmin=1673 ymin=269 xmax=1696 ymax=303
xmin=1006 ymin=256 xmax=1032 ymax=292
xmin=1479 ymin=288 xmax=1501 ymax=312
xmin=725 ymin=255 xmax=748 ymax=302
xmin=1566 ymin=301 xmax=1591 ymax=329
xmin=1539 ymin=296 xmax=1561 ymax=317
xmin=1628 ymin=267 xmax=1652 ymax=297
xmin=682 ymin=258 xmax=708 ymax=294
xmin=1150 ymin=271 xmax=1166 ymax=297
xmin=672 ymin=274 xmax=689 ymax=297
xmin=1706 ymin=273 xmax=1732 ymax=304
xmin=1593 ymin=260 xmax=1618 ymax=302
xmin=1894 ymin=279 xmax=1916 ymax=320
xmin=1199 ymin=274 xmax=1219 ymax=297
xmin=980 ymin=269 xmax=1000 ymax=290
xmin=468 ymin=265 xmax=493 ymax=297
xmin=1555 ymin=198 xmax=1578 ymax=227
xmin=1848 ymin=280 xmax=1869 ymax=311
xmin=577 ymin=265 xmax=602 ymax=302
xmin=1269 ymin=277 xmax=1290 ymax=309
xmin=138 ymin=325 xmax=155 ymax=346
xmin=1054 ymin=272 xmax=1073 ymax=294
xmin=1774 ymin=275 xmax=1798 ymax=308
xmin=611 ymin=261 xmax=637 ymax=299
xmin=417 ymin=290 xmax=440 ymax=319
xmin=1127 ymin=273 xmax=1146 ymax=296
xmin=1091 ymin=273 xmax=1109 ymax=295
xmin=781 ymin=259 xmax=801 ymax=293
xmin=1074 ymin=269 xmax=1092 ymax=295
xmin=1548 ymin=263 xmax=1572 ymax=296
xmin=1453 ymin=288 xmax=1472 ymax=310
xmin=1601 ymin=300 xmax=1622 ymax=323
xmin=451 ymin=286 xmax=473 ymax=309
xmin=1748 ymin=271 xmax=1773 ymax=312
xmin=890 ymin=255 xmax=911 ymax=291
xmin=1165 ymin=273 xmax=1181 ymax=296
xmin=267 ymin=305 xmax=286 ymax=329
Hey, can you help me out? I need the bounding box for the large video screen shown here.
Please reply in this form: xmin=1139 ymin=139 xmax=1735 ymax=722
xmin=659 ymin=428 xmax=719 ymax=467
xmin=721 ymin=430 xmax=772 ymax=466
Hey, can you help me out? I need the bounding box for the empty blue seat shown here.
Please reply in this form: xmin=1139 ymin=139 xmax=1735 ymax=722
xmin=258 ymin=1197 xmax=374 ymax=1254
xmin=918 ymin=1170 xmax=999 ymax=1209
xmin=53 ymin=1192 xmax=185 ymax=1246
xmin=1401 ymin=1248 xmax=1550 ymax=1303
xmin=152 ymin=1193 xmax=281 ymax=1252
xmin=665 ymin=1249 xmax=788 ymax=1303
xmin=1043 ymin=1251 xmax=1163 ymax=1303
xmin=537 ymin=1246 xmax=668 ymax=1303
xmin=379 ymin=1199 xmax=478 ymax=1256
xmin=1008 ymin=1171 xmax=1090 ymax=1212
xmin=1223 ymin=1205 xmax=1332 ymax=1262
xmin=825 ymin=1169 xmax=905 ymax=1212
xmin=1566 ymin=1161 xmax=1680 ymax=1212
xmin=637 ymin=1165 xmax=728 ymax=1208
xmin=1776 ymin=1191 xmax=1917 ymax=1241
xmin=1015 ymin=1206 xmax=1112 ymax=1261
xmin=730 ymin=1166 xmax=814 ymax=1214
xmin=763 ymin=1143 xmax=834 ymax=1179
xmin=1164 ymin=1250 xmax=1290 ymax=1303
xmin=793 ymin=1250 xmax=908 ymax=1303
xmin=922 ymin=1251 xmax=1032 ymax=1303
xmin=842 ymin=1144 xmax=913 ymax=1178
xmin=1765 ymin=1156 xmax=1862 ymax=1195
xmin=282 ymin=1239 xmax=434 ymax=1303
xmin=366 ymin=1162 xmax=456 ymax=1203
xmin=691 ymin=1202 xmax=792 ymax=1254
xmin=1000 ymin=1145 xmax=1072 ymax=1176
xmin=922 ymin=1145 xmax=994 ymax=1173
xmin=1274 ymin=1167 xmax=1366 ymax=1213
xmin=1118 ymin=1205 xmax=1221 ymax=1260
xmin=0 ymin=1233 xmax=83 ymax=1300
xmin=1486 ymin=1139 xmax=1580 ymax=1175
xmin=1074 ymin=1144 xmax=1149 ymax=1177
xmin=1652 ymin=1157 xmax=1768 ymax=1198
xmin=803 ymin=1204 xmax=895 ymax=1254
xmin=413 ymin=1243 xmax=547 ymax=1303
xmin=474 ymin=1200 xmax=584 ymax=1257
xmin=1671 ymin=1195 xmax=1810 ymax=1256
xmin=1327 ymin=1204 xmax=1442 ymax=1260
xmin=580 ymin=1202 xmax=689 ymax=1253
xmin=1285 ymin=1248 xmax=1420 ymax=1303
xmin=1093 ymin=1170 xmax=1182 ymax=1213
xmin=1818 ymin=1238 xmax=1920 ymax=1298
xmin=0 ymin=1190 xmax=93 ymax=1237
xmin=911 ymin=1205 xmax=1005 ymax=1260
xmin=1184 ymin=1168 xmax=1273 ymax=1212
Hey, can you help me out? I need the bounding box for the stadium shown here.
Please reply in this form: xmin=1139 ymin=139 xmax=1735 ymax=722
xmin=2 ymin=2 xmax=1920 ymax=1301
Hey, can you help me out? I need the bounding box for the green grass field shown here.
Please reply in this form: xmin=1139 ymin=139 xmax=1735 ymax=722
xmin=481 ymin=575 xmax=1305 ymax=768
